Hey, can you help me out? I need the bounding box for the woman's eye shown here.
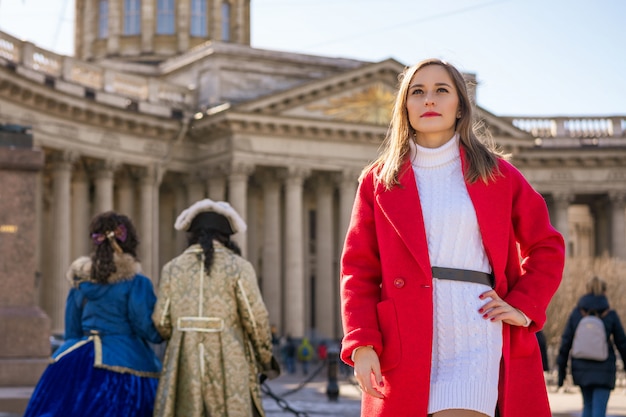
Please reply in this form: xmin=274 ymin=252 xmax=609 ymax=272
xmin=411 ymin=89 xmax=424 ymax=95
xmin=436 ymin=87 xmax=449 ymax=93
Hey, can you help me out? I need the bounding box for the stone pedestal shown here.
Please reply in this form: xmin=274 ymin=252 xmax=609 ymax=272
xmin=0 ymin=130 xmax=50 ymax=388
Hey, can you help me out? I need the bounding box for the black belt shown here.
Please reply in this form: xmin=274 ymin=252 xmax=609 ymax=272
xmin=432 ymin=266 xmax=494 ymax=287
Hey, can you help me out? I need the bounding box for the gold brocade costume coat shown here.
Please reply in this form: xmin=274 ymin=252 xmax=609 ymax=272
xmin=152 ymin=242 xmax=273 ymax=417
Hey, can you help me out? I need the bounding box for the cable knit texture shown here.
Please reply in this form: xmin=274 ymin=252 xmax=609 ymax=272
xmin=409 ymin=135 xmax=502 ymax=416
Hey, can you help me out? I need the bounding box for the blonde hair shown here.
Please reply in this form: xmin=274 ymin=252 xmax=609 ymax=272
xmin=586 ymin=276 xmax=607 ymax=296
xmin=362 ymin=58 xmax=507 ymax=189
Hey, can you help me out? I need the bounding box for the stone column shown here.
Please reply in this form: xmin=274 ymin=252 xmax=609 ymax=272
xmin=609 ymin=192 xmax=626 ymax=259
xmin=141 ymin=0 xmax=155 ymax=53
xmin=71 ymin=164 xmax=90 ymax=259
xmin=207 ymin=165 xmax=227 ymax=201
xmin=187 ymin=172 xmax=206 ymax=204
xmin=93 ymin=159 xmax=117 ymax=214
xmin=138 ymin=166 xmax=159 ymax=281
xmin=0 ymin=139 xmax=50 ymax=387
xmin=283 ymin=167 xmax=309 ymax=338
xmin=591 ymin=199 xmax=611 ymax=257
xmin=115 ymin=169 xmax=136 ymax=220
xmin=107 ymin=0 xmax=121 ymax=54
xmin=338 ymin=169 xmax=359 ymax=252
xmin=314 ymin=174 xmax=335 ymax=339
xmin=261 ymin=170 xmax=282 ymax=332
xmin=247 ymin=188 xmax=261 ymax=272
xmin=228 ymin=163 xmax=253 ymax=257
xmin=173 ymin=179 xmax=188 ymax=254
xmin=176 ymin=0 xmax=190 ymax=52
xmin=336 ymin=170 xmax=358 ymax=336
xmin=552 ymin=193 xmax=573 ymax=257
xmin=46 ymin=152 xmax=76 ymax=334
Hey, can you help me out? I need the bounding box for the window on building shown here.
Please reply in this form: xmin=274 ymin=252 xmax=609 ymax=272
xmin=98 ymin=0 xmax=109 ymax=38
xmin=190 ymin=0 xmax=207 ymax=37
xmin=157 ymin=0 xmax=175 ymax=34
xmin=124 ymin=0 xmax=141 ymax=35
xmin=221 ymin=1 xmax=231 ymax=41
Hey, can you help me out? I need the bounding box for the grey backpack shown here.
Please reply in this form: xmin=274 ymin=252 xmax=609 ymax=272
xmin=571 ymin=311 xmax=609 ymax=361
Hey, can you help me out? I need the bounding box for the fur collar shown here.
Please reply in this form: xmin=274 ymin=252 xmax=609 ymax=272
xmin=66 ymin=253 xmax=142 ymax=287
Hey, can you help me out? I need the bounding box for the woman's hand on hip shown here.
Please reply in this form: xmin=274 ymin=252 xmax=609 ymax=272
xmin=479 ymin=289 xmax=528 ymax=327
xmin=353 ymin=346 xmax=385 ymax=399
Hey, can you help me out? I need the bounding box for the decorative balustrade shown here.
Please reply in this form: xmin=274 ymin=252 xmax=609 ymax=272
xmin=508 ymin=116 xmax=625 ymax=138
xmin=0 ymin=30 xmax=195 ymax=110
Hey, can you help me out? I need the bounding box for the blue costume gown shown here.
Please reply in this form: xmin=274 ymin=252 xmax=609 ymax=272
xmin=23 ymin=255 xmax=163 ymax=417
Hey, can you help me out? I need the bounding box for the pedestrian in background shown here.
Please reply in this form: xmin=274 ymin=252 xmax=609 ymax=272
xmin=297 ymin=337 xmax=314 ymax=375
xmin=340 ymin=58 xmax=565 ymax=417
xmin=281 ymin=335 xmax=297 ymax=374
xmin=152 ymin=199 xmax=273 ymax=417
xmin=556 ymin=276 xmax=626 ymax=417
xmin=23 ymin=211 xmax=162 ymax=417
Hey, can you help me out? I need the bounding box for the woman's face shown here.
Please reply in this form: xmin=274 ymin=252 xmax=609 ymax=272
xmin=406 ymin=64 xmax=460 ymax=148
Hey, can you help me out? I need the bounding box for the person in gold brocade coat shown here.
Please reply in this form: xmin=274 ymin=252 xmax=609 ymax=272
xmin=152 ymin=199 xmax=273 ymax=417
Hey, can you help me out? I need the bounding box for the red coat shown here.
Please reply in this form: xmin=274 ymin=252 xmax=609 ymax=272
xmin=340 ymin=153 xmax=565 ymax=417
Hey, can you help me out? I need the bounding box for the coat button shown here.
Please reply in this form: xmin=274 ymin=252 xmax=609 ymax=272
xmin=393 ymin=278 xmax=405 ymax=288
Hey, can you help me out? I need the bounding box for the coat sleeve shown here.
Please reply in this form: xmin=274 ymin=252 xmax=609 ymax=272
xmin=340 ymin=170 xmax=384 ymax=365
xmin=610 ymin=310 xmax=626 ymax=362
xmin=501 ymin=161 xmax=565 ymax=331
xmin=152 ymin=261 xmax=173 ymax=339
xmin=556 ymin=308 xmax=578 ymax=386
xmin=235 ymin=260 xmax=273 ymax=366
xmin=63 ymin=288 xmax=84 ymax=340
xmin=128 ymin=275 xmax=163 ymax=344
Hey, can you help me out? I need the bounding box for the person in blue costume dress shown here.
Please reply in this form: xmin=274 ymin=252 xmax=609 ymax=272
xmin=23 ymin=211 xmax=163 ymax=417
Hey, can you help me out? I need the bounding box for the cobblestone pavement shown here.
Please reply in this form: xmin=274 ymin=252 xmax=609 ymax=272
xmin=261 ymin=366 xmax=626 ymax=417
xmin=2 ymin=367 xmax=625 ymax=416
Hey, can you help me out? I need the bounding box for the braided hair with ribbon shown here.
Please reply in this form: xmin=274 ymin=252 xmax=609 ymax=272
xmin=89 ymin=211 xmax=139 ymax=284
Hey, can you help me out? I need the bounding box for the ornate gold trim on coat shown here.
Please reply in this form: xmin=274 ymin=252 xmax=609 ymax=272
xmin=177 ymin=317 xmax=224 ymax=332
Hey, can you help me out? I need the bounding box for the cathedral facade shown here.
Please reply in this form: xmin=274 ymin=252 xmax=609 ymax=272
xmin=1 ymin=0 xmax=625 ymax=348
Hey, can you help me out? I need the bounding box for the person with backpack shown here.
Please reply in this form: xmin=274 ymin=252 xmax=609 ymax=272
xmin=297 ymin=337 xmax=314 ymax=375
xmin=556 ymin=276 xmax=626 ymax=417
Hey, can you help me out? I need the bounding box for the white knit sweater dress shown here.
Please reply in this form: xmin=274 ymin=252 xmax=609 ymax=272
xmin=409 ymin=135 xmax=502 ymax=416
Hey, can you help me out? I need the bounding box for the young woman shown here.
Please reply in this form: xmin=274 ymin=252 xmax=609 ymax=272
xmin=340 ymin=58 xmax=565 ymax=417
xmin=23 ymin=211 xmax=162 ymax=417
xmin=152 ymin=199 xmax=274 ymax=417
xmin=557 ymin=277 xmax=626 ymax=417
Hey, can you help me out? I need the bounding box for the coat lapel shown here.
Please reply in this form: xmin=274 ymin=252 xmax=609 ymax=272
xmin=462 ymin=152 xmax=510 ymax=289
xmin=376 ymin=160 xmax=431 ymax=277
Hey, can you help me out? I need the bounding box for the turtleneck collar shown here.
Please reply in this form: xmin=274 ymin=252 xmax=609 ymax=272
xmin=409 ymin=133 xmax=460 ymax=168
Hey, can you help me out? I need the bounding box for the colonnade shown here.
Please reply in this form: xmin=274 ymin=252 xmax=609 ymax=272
xmin=37 ymin=150 xmax=359 ymax=341
xmin=36 ymin=149 xmax=626 ymax=340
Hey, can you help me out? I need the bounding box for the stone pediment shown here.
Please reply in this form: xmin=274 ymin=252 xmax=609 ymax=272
xmin=231 ymin=58 xmax=533 ymax=146
xmin=234 ymin=59 xmax=406 ymax=126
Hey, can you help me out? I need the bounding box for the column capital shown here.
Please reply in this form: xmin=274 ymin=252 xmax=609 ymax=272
xmin=229 ymin=161 xmax=255 ymax=178
xmin=256 ymin=167 xmax=283 ymax=189
xmin=206 ymin=163 xmax=229 ymax=178
xmin=91 ymin=159 xmax=120 ymax=179
xmin=282 ymin=166 xmax=311 ymax=186
xmin=49 ymin=150 xmax=79 ymax=169
xmin=334 ymin=168 xmax=360 ymax=188
xmin=609 ymin=191 xmax=626 ymax=205
xmin=552 ymin=192 xmax=574 ymax=204
xmin=312 ymin=172 xmax=334 ymax=191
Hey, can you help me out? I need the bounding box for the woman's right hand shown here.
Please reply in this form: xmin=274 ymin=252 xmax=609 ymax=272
xmin=353 ymin=346 xmax=385 ymax=398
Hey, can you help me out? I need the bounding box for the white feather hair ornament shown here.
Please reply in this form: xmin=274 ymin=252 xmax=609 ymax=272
xmin=174 ymin=198 xmax=247 ymax=234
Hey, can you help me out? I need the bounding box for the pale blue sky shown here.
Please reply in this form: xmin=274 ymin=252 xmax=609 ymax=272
xmin=0 ymin=0 xmax=624 ymax=117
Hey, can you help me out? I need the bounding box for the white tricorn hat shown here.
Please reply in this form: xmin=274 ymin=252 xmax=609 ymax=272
xmin=174 ymin=198 xmax=247 ymax=234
